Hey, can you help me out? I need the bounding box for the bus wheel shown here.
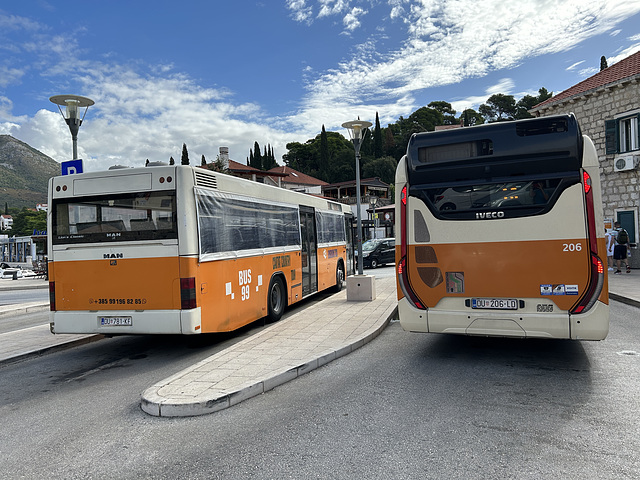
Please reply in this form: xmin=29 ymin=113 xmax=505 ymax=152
xmin=267 ymin=276 xmax=286 ymax=322
xmin=332 ymin=262 xmax=345 ymax=293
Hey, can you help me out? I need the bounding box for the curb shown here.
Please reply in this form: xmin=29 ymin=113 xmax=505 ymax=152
xmin=0 ymin=303 xmax=49 ymax=319
xmin=141 ymin=305 xmax=397 ymax=418
xmin=609 ymin=293 xmax=640 ymax=309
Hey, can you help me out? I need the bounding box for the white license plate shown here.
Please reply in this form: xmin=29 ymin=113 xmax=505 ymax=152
xmin=99 ymin=316 xmax=133 ymax=326
xmin=472 ymin=298 xmax=518 ymax=310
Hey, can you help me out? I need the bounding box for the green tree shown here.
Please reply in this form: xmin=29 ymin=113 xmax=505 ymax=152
xmin=515 ymin=87 xmax=553 ymax=119
xmin=169 ymin=156 xmax=175 ymax=165
xmin=181 ymin=144 xmax=190 ymax=165
xmin=319 ymin=125 xmax=329 ymax=181
xmin=373 ymin=112 xmax=383 ymax=158
xmin=428 ymin=101 xmax=457 ymax=125
xmin=600 ymin=55 xmax=608 ymax=71
xmin=250 ymin=142 xmax=262 ymax=169
xmin=479 ymin=94 xmax=517 ymax=122
xmin=383 ymin=127 xmax=395 ymax=157
xmin=10 ymin=209 xmax=46 ymax=237
xmin=460 ymin=108 xmax=484 ymax=126
xmin=361 ymin=156 xmax=397 ymax=185
xmin=201 ymin=154 xmax=206 ymax=166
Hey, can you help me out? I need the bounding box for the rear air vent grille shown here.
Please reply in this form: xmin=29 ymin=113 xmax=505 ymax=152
xmin=195 ymin=170 xmax=218 ymax=189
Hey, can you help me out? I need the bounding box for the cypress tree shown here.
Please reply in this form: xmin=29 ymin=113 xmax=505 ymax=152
xmin=320 ymin=125 xmax=329 ymax=181
xmin=169 ymin=156 xmax=175 ymax=165
xmin=201 ymin=154 xmax=206 ymax=166
xmin=600 ymin=55 xmax=608 ymax=71
xmin=373 ymin=112 xmax=383 ymax=158
xmin=181 ymin=143 xmax=190 ymax=165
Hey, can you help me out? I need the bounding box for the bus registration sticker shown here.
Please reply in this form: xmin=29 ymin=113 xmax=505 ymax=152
xmin=471 ymin=298 xmax=518 ymax=310
xmin=99 ymin=316 xmax=133 ymax=326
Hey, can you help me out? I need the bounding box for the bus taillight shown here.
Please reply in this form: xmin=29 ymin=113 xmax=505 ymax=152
xmin=583 ymin=170 xmax=598 ymax=254
xmin=180 ymin=277 xmax=197 ymax=310
xmin=49 ymin=282 xmax=56 ymax=311
xmin=571 ymin=254 xmax=604 ymax=314
xmin=398 ymin=256 xmax=425 ymax=310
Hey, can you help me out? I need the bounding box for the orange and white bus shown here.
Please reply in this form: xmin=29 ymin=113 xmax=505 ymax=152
xmin=47 ymin=163 xmax=352 ymax=335
xmin=395 ymin=114 xmax=609 ymax=340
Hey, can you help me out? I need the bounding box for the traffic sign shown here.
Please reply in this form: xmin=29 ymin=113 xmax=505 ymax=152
xmin=61 ymin=159 xmax=84 ymax=175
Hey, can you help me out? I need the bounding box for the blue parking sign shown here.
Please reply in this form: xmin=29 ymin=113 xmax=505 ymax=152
xmin=62 ymin=159 xmax=84 ymax=175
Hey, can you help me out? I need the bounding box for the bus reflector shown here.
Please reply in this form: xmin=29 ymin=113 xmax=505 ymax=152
xmin=180 ymin=277 xmax=197 ymax=310
xmin=49 ymin=282 xmax=56 ymax=311
xmin=583 ymin=171 xmax=591 ymax=194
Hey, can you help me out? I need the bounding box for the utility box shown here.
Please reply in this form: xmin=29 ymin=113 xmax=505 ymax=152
xmin=347 ymin=275 xmax=376 ymax=301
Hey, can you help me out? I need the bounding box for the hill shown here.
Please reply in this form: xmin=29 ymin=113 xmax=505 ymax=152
xmin=0 ymin=135 xmax=60 ymax=210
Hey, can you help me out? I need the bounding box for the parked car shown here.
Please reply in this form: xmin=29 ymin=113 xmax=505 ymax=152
xmin=358 ymin=238 xmax=395 ymax=269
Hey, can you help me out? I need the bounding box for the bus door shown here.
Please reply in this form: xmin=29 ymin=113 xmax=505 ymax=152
xmin=300 ymin=206 xmax=318 ymax=296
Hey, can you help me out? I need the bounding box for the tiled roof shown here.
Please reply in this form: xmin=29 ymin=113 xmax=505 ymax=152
xmin=267 ymin=166 xmax=328 ymax=186
xmin=533 ymin=50 xmax=640 ymax=110
xmin=324 ymin=177 xmax=390 ymax=188
xmin=228 ymin=159 xmax=261 ymax=172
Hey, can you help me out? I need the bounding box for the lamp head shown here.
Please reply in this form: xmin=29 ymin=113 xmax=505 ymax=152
xmin=341 ymin=120 xmax=372 ymax=141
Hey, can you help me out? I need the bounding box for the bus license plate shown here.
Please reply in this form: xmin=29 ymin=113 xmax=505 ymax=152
xmin=99 ymin=316 xmax=133 ymax=326
xmin=472 ymin=298 xmax=518 ymax=310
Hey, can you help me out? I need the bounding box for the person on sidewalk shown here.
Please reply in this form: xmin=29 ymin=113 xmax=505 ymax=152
xmin=605 ymin=228 xmax=615 ymax=271
xmin=613 ymin=221 xmax=630 ymax=274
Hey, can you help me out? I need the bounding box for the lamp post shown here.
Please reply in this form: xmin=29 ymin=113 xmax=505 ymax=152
xmin=369 ymin=195 xmax=378 ymax=239
xmin=342 ymin=119 xmax=372 ymax=275
xmin=49 ymin=94 xmax=94 ymax=160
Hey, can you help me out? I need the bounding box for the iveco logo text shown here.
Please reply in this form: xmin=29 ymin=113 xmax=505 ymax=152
xmin=475 ymin=211 xmax=505 ymax=219
xmin=104 ymin=253 xmax=124 ymax=259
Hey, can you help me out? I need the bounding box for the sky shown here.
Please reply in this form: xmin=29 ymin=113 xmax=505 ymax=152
xmin=1 ymin=1 xmax=640 ymax=172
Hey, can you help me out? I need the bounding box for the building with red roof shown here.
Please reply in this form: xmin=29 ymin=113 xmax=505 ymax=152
xmin=530 ymin=50 xmax=640 ymax=266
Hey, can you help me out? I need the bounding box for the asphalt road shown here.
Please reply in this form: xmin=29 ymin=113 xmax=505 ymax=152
xmin=0 ymin=288 xmax=48 ymax=306
xmin=1 ymin=279 xmax=638 ymax=479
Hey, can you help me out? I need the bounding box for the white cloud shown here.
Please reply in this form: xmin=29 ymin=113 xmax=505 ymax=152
xmin=291 ymin=0 xmax=640 ymax=132
xmin=287 ymin=0 xmax=313 ymax=23
xmin=342 ymin=7 xmax=366 ymax=32
xmin=566 ymin=60 xmax=585 ymax=71
xmin=318 ymin=0 xmax=350 ymax=18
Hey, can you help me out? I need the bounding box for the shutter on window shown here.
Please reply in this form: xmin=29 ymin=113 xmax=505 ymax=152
xmin=605 ymin=119 xmax=618 ymax=155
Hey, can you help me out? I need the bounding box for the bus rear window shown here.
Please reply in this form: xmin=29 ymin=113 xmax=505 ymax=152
xmin=427 ymin=178 xmax=564 ymax=213
xmin=52 ymin=191 xmax=177 ymax=244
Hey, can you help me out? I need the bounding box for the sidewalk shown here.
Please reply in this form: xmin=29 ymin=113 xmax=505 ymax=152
xmin=141 ymin=276 xmax=398 ymax=417
xmin=1 ymin=271 xmax=639 ymax=417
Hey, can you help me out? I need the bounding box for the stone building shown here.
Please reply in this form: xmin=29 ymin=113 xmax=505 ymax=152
xmin=530 ymin=50 xmax=640 ymax=267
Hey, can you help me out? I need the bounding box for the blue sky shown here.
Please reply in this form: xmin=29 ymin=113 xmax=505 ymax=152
xmin=1 ymin=1 xmax=640 ymax=171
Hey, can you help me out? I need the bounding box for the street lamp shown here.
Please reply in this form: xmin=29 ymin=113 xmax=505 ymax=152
xmin=342 ymin=119 xmax=372 ymax=275
xmin=49 ymin=94 xmax=94 ymax=160
xmin=369 ymin=195 xmax=378 ymax=239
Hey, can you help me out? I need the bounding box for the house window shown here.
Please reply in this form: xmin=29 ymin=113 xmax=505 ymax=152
xmin=605 ymin=114 xmax=640 ymax=154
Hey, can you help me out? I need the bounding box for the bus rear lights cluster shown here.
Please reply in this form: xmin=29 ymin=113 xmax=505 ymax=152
xmin=180 ymin=277 xmax=197 ymax=310
xmin=55 ymin=185 xmax=68 ymax=192
xmin=159 ymin=176 xmax=173 ymax=184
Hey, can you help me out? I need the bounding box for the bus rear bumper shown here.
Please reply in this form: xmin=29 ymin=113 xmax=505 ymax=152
xmin=570 ymin=300 xmax=609 ymax=340
xmin=398 ymin=297 xmax=609 ymax=340
xmin=49 ymin=308 xmax=202 ymax=335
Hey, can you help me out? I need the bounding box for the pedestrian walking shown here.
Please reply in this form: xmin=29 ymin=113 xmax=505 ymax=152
xmin=612 ymin=221 xmax=630 ymax=274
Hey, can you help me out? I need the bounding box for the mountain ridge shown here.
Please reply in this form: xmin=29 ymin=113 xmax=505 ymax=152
xmin=0 ymin=135 xmax=60 ymax=210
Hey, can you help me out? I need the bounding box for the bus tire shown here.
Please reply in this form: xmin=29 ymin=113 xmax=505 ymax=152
xmin=267 ymin=275 xmax=286 ymax=323
xmin=331 ymin=261 xmax=345 ymax=293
